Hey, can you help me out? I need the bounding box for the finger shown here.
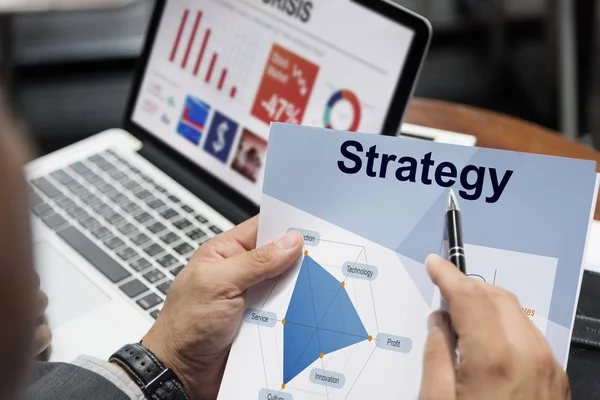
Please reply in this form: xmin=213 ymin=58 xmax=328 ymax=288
xmin=33 ymin=324 xmax=52 ymax=355
xmin=214 ymin=215 xmax=259 ymax=252
xmin=221 ymin=230 xmax=304 ymax=292
xmin=426 ymin=254 xmax=468 ymax=303
xmin=420 ymin=311 xmax=456 ymax=400
xmin=36 ymin=290 xmax=48 ymax=316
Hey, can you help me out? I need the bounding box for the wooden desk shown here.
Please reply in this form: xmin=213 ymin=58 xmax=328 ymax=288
xmin=405 ymin=98 xmax=600 ymax=220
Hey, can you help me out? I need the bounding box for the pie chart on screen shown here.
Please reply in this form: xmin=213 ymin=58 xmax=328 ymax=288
xmin=323 ymin=89 xmax=362 ymax=132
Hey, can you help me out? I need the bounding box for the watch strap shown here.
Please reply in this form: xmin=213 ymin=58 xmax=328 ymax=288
xmin=110 ymin=343 xmax=190 ymax=400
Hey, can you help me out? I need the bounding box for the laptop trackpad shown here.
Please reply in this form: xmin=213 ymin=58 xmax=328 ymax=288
xmin=36 ymin=242 xmax=111 ymax=328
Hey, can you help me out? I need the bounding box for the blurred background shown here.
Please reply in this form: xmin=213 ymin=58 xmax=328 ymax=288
xmin=0 ymin=0 xmax=598 ymax=153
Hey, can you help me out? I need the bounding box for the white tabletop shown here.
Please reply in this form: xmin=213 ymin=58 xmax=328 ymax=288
xmin=0 ymin=0 xmax=137 ymax=13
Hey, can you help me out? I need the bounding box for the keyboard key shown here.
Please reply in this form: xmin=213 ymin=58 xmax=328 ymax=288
xmin=89 ymin=154 xmax=105 ymax=164
xmin=66 ymin=183 xmax=84 ymax=194
xmin=97 ymin=183 xmax=116 ymax=194
xmin=67 ymin=207 xmax=86 ymax=218
xmin=91 ymin=227 xmax=111 ymax=239
xmin=135 ymin=212 xmax=152 ymax=223
xmin=173 ymin=219 xmax=192 ymax=230
xmin=150 ymin=310 xmax=160 ymax=319
xmin=51 ymin=170 xmax=74 ymax=185
xmin=75 ymin=188 xmax=92 ymax=198
xmin=121 ymin=202 xmax=141 ymax=214
xmin=148 ymin=199 xmax=165 ymax=210
xmin=209 ymin=226 xmax=223 ymax=234
xmin=55 ymin=196 xmax=76 ymax=210
xmin=97 ymin=161 xmax=115 ymax=172
xmin=120 ymin=280 xmax=148 ymax=298
xmin=143 ymin=269 xmax=165 ymax=284
xmin=186 ymin=228 xmax=207 ymax=241
xmin=42 ymin=214 xmax=68 ymax=230
xmin=130 ymin=166 xmax=140 ymax=174
xmin=140 ymin=174 xmax=153 ymax=183
xmin=131 ymin=233 xmax=151 ymax=246
xmin=160 ymin=232 xmax=180 ymax=245
xmin=123 ymin=180 xmax=141 ymax=191
xmin=155 ymin=185 xmax=167 ymax=193
xmin=157 ymin=254 xmax=178 ymax=268
xmin=170 ymin=265 xmax=185 ymax=276
xmin=91 ymin=177 xmax=107 ymax=189
xmin=74 ymin=211 xmax=91 ymax=223
xmin=137 ymin=293 xmax=162 ymax=310
xmin=168 ymin=195 xmax=180 ymax=203
xmin=30 ymin=191 xmax=44 ymax=208
xmin=108 ymin=192 xmax=128 ymax=204
xmin=181 ymin=205 xmax=194 ymax=213
xmin=32 ymin=178 xmax=61 ymax=198
xmin=104 ymin=212 xmax=124 ymax=226
xmin=157 ymin=280 xmax=172 ymax=295
xmin=144 ymin=243 xmax=164 ymax=257
xmin=174 ymin=243 xmax=194 ymax=256
xmin=147 ymin=222 xmax=166 ymax=234
xmin=194 ymin=214 xmax=208 ymax=224
xmin=108 ymin=170 xmax=126 ymax=180
xmin=92 ymin=203 xmax=111 ymax=214
xmin=130 ymin=258 xmax=152 ymax=272
xmin=117 ymin=223 xmax=137 ymax=235
xmin=80 ymin=216 xmax=100 ymax=230
xmin=104 ymin=236 xmax=125 ymax=250
xmin=81 ymin=193 xmax=101 ymax=206
xmin=70 ymin=162 xmax=90 ymax=175
xmin=117 ymin=247 xmax=138 ymax=261
xmin=160 ymin=209 xmax=179 ymax=220
xmin=135 ymin=190 xmax=152 ymax=200
xmin=32 ymin=203 xmax=53 ymax=217
xmin=58 ymin=226 xmax=130 ymax=283
xmin=83 ymin=172 xmax=102 ymax=184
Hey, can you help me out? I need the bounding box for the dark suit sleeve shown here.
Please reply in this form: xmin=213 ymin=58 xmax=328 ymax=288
xmin=26 ymin=360 xmax=140 ymax=400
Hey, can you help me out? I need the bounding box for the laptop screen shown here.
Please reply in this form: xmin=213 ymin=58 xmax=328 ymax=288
xmin=132 ymin=0 xmax=417 ymax=205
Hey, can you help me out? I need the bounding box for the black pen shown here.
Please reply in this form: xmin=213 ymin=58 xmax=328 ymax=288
xmin=446 ymin=188 xmax=466 ymax=274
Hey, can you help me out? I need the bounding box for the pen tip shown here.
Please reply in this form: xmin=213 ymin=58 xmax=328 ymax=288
xmin=447 ymin=188 xmax=460 ymax=211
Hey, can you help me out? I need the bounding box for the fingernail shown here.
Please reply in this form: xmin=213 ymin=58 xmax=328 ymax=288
xmin=425 ymin=253 xmax=443 ymax=267
xmin=276 ymin=231 xmax=299 ymax=249
xmin=428 ymin=311 xmax=449 ymax=333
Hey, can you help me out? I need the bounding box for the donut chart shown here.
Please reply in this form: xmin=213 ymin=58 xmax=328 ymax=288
xmin=324 ymin=89 xmax=362 ymax=132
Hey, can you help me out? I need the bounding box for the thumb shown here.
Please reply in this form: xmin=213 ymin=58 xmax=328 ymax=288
xmin=223 ymin=230 xmax=304 ymax=292
xmin=420 ymin=311 xmax=456 ymax=400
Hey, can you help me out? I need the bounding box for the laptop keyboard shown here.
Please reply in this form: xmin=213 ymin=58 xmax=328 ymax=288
xmin=29 ymin=149 xmax=225 ymax=320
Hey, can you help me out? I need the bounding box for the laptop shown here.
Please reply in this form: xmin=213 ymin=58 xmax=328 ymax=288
xmin=26 ymin=0 xmax=431 ymax=362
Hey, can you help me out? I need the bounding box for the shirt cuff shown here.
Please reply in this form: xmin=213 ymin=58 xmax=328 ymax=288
xmin=71 ymin=355 xmax=145 ymax=400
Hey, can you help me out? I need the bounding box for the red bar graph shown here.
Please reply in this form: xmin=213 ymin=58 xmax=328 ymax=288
xmin=218 ymin=69 xmax=228 ymax=90
xmin=171 ymin=8 xmax=239 ymax=99
xmin=170 ymin=9 xmax=189 ymax=62
xmin=181 ymin=11 xmax=202 ymax=69
xmin=205 ymin=53 xmax=218 ymax=83
xmin=193 ymin=29 xmax=211 ymax=76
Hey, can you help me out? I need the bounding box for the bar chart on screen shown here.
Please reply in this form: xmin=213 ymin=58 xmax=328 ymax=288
xmin=167 ymin=6 xmax=262 ymax=104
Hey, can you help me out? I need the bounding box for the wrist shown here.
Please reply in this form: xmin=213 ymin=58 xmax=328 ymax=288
xmin=109 ymin=343 xmax=189 ymax=400
xmin=142 ymin=327 xmax=225 ymax=399
xmin=141 ymin=329 xmax=190 ymax=392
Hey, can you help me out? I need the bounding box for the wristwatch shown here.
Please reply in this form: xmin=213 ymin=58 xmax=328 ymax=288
xmin=109 ymin=343 xmax=190 ymax=400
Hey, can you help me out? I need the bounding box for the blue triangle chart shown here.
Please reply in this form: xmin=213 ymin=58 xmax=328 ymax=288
xmin=283 ymin=255 xmax=369 ymax=384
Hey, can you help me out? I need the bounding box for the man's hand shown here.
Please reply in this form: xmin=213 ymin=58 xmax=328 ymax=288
xmin=142 ymin=216 xmax=303 ymax=400
xmin=419 ymin=254 xmax=571 ymax=400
